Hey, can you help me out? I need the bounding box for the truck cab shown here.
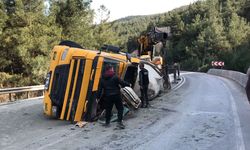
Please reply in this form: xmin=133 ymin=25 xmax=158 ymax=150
xmin=43 ymin=45 xmax=140 ymax=122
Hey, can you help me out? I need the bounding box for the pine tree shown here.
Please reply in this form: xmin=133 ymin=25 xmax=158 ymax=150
xmin=0 ymin=1 xmax=8 ymax=72
xmin=192 ymin=0 xmax=229 ymax=66
xmin=0 ymin=0 xmax=61 ymax=85
xmin=19 ymin=0 xmax=61 ymax=84
xmin=51 ymin=0 xmax=95 ymax=48
xmin=92 ymin=5 xmax=119 ymax=49
xmin=240 ymin=0 xmax=250 ymax=22
xmin=0 ymin=1 xmax=7 ymax=35
xmin=0 ymin=0 xmax=26 ymax=74
xmin=227 ymin=10 xmax=250 ymax=49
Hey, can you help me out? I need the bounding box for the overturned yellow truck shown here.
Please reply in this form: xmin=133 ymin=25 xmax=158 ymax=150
xmin=43 ymin=43 xmax=142 ymax=122
xmin=43 ymin=42 xmax=164 ymax=122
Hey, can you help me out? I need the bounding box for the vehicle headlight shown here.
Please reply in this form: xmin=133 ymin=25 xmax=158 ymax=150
xmin=52 ymin=106 xmax=57 ymax=116
xmin=44 ymin=72 xmax=51 ymax=91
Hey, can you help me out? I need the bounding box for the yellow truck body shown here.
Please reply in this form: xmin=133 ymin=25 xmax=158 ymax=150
xmin=43 ymin=45 xmax=140 ymax=122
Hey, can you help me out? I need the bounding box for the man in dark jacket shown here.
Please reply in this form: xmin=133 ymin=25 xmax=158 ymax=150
xmin=139 ymin=62 xmax=149 ymax=108
xmin=246 ymin=67 xmax=250 ymax=102
xmin=98 ymin=65 xmax=130 ymax=129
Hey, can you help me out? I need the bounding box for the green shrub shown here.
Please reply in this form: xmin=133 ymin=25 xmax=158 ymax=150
xmin=0 ymin=72 xmax=30 ymax=88
xmin=198 ymin=64 xmax=210 ymax=72
xmin=181 ymin=57 xmax=201 ymax=71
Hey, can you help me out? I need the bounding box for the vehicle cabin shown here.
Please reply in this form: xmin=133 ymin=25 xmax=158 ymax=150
xmin=43 ymin=45 xmax=140 ymax=122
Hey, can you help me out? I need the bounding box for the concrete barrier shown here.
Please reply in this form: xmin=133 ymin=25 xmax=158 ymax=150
xmin=207 ymin=69 xmax=248 ymax=88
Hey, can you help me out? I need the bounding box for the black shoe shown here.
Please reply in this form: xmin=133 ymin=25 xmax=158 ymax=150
xmin=117 ymin=122 xmax=125 ymax=129
xmin=103 ymin=122 xmax=110 ymax=127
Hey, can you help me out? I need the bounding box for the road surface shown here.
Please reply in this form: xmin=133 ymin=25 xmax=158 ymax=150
xmin=0 ymin=72 xmax=249 ymax=150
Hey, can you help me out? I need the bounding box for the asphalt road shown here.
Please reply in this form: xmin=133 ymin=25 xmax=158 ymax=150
xmin=0 ymin=72 xmax=249 ymax=150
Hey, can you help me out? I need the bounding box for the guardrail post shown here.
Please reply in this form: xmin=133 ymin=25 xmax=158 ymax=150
xmin=27 ymin=91 xmax=29 ymax=99
xmin=9 ymin=93 xmax=11 ymax=101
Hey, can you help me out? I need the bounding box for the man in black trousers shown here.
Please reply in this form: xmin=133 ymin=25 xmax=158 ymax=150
xmin=98 ymin=65 xmax=130 ymax=129
xmin=139 ymin=62 xmax=149 ymax=108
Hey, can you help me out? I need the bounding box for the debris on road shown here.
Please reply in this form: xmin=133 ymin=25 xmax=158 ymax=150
xmin=75 ymin=121 xmax=88 ymax=128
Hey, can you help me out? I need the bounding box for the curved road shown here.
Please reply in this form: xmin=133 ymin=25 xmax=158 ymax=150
xmin=0 ymin=72 xmax=249 ymax=150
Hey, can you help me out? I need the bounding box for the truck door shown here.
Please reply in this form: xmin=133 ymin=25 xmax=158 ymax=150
xmin=84 ymin=58 xmax=121 ymax=121
xmin=83 ymin=56 xmax=104 ymax=121
xmin=60 ymin=58 xmax=86 ymax=122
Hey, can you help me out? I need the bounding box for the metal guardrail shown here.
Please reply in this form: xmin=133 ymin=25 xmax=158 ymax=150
xmin=0 ymin=85 xmax=45 ymax=102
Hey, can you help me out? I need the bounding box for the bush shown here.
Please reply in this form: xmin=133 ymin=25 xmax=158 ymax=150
xmin=0 ymin=72 xmax=12 ymax=88
xmin=0 ymin=72 xmax=30 ymax=88
xmin=198 ymin=64 xmax=210 ymax=72
xmin=181 ymin=57 xmax=201 ymax=71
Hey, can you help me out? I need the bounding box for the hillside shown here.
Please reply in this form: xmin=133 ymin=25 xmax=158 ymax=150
xmin=109 ymin=5 xmax=189 ymax=51
xmin=110 ymin=0 xmax=250 ymax=72
xmin=0 ymin=0 xmax=249 ymax=87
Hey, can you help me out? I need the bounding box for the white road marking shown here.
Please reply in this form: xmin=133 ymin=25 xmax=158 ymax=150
xmin=221 ymin=81 xmax=246 ymax=150
xmin=172 ymin=75 xmax=186 ymax=91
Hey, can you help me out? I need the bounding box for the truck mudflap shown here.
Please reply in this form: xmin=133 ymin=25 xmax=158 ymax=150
xmin=121 ymin=87 xmax=141 ymax=109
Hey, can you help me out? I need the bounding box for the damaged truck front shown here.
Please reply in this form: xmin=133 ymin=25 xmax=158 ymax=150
xmin=43 ymin=45 xmax=141 ymax=122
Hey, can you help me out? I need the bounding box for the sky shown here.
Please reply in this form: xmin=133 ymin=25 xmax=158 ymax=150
xmin=91 ymin=0 xmax=197 ymax=22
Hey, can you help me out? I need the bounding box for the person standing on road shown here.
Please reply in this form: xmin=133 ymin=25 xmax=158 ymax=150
xmin=98 ymin=65 xmax=130 ymax=129
xmin=173 ymin=62 xmax=181 ymax=83
xmin=139 ymin=62 xmax=149 ymax=108
xmin=246 ymin=67 xmax=250 ymax=102
xmin=173 ymin=63 xmax=178 ymax=83
xmin=176 ymin=62 xmax=181 ymax=80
